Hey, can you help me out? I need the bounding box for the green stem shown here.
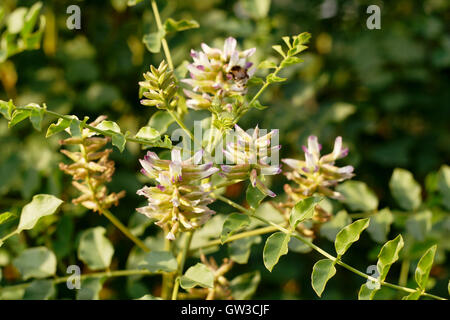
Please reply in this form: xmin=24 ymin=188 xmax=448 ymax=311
xmin=161 ymin=230 xmax=174 ymax=299
xmin=189 ymin=225 xmax=277 ymax=253
xmin=150 ymin=0 xmax=174 ymax=70
xmin=0 ymin=229 xmax=19 ymax=246
xmin=399 ymin=259 xmax=410 ymax=287
xmin=167 ymin=109 xmax=195 ymax=142
xmin=171 ymin=231 xmax=194 ymax=300
xmin=213 ymin=194 xmax=447 ymax=300
xmin=101 ymin=207 xmax=150 ymax=252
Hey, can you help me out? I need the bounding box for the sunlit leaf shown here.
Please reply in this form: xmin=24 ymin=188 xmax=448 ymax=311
xmin=13 ymin=247 xmax=57 ymax=280
xmin=335 ymin=218 xmax=370 ymax=256
xmin=389 ymin=168 xmax=422 ymax=211
xmin=139 ymin=251 xmax=177 ymax=273
xmin=289 ymin=196 xmax=321 ymax=228
xmin=415 ymin=245 xmax=437 ymax=290
xmin=311 ymin=259 xmax=336 ymax=297
xmin=336 ymin=181 xmax=378 ymax=212
xmin=263 ymin=232 xmax=290 ymax=272
xmin=221 ymin=213 xmax=251 ymax=243
xmin=18 ymin=194 xmax=63 ymax=232
xmin=180 ymin=263 xmax=214 ymax=289
xmin=78 ymin=227 xmax=114 ymax=270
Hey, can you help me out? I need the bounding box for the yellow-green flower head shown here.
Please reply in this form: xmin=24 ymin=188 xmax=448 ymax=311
xmin=221 ymin=125 xmax=281 ymax=197
xmin=282 ymin=136 xmax=354 ymax=200
xmin=136 ymin=148 xmax=219 ymax=240
xmin=182 ymin=37 xmax=256 ymax=110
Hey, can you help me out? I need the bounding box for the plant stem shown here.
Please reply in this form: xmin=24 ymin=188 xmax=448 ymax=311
xmin=0 ymin=229 xmax=19 ymax=246
xmin=161 ymin=229 xmax=174 ymax=299
xmin=398 ymin=259 xmax=410 ymax=287
xmin=101 ymin=207 xmax=150 ymax=252
xmin=167 ymin=109 xmax=195 ymax=142
xmin=189 ymin=225 xmax=277 ymax=253
xmin=213 ymin=194 xmax=447 ymax=300
xmin=150 ymin=0 xmax=174 ymax=70
xmin=171 ymin=231 xmax=194 ymax=300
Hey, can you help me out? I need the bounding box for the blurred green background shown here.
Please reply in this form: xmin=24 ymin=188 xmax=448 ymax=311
xmin=0 ymin=0 xmax=449 ymax=299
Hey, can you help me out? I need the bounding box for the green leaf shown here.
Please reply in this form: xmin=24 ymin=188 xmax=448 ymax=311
xmin=142 ymin=30 xmax=165 ymax=53
xmin=46 ymin=118 xmax=72 ymax=137
xmin=13 ymin=247 xmax=57 ymax=280
xmin=367 ymin=208 xmax=394 ymax=243
xmin=29 ymin=106 xmax=44 ymax=131
xmin=228 ymin=236 xmax=261 ymax=264
xmin=23 ymin=279 xmax=55 ymax=300
xmin=112 ymin=132 xmax=126 ymax=152
xmin=78 ymin=227 xmax=114 ymax=270
xmin=21 ymin=2 xmax=42 ymax=37
xmin=258 ymin=60 xmax=277 ymax=69
xmin=180 ymin=263 xmax=214 ymax=289
xmin=320 ymin=210 xmax=351 ymax=242
xmin=334 ymin=218 xmax=370 ymax=256
xmin=135 ymin=126 xmax=160 ymax=141
xmin=389 ymin=168 xmax=422 ymax=211
xmin=336 ymin=181 xmax=379 ymax=211
xmin=96 ymin=120 xmax=121 ymax=133
xmin=282 ymin=36 xmax=292 ymax=48
xmin=437 ymin=165 xmax=450 ymax=210
xmin=280 ymin=56 xmax=304 ymax=68
xmin=288 ymin=236 xmax=313 ymax=254
xmin=229 ymin=271 xmax=261 ymax=300
xmin=8 ymin=109 xmax=31 ymax=128
xmin=127 ymin=0 xmax=144 ymax=6
xmin=377 ymin=234 xmax=404 ymax=282
xmin=249 ymin=100 xmax=268 ymax=110
xmin=17 ymin=194 xmax=63 ymax=232
xmin=402 ymin=290 xmax=421 ymax=300
xmin=77 ymin=278 xmax=105 ymax=300
xmin=358 ymin=283 xmax=377 ymax=300
xmin=293 ymin=32 xmax=312 ymax=47
xmin=266 ymin=73 xmax=287 ymax=83
xmin=272 ymin=45 xmax=285 ymax=57
xmin=0 ymin=212 xmax=15 ymax=225
xmin=0 ymin=100 xmax=15 ymax=120
xmin=311 ymin=259 xmax=336 ymax=297
xmin=136 ymin=294 xmax=162 ymax=300
xmin=164 ymin=18 xmax=199 ymax=33
xmin=148 ymin=111 xmax=175 ymax=134
xmin=415 ymin=245 xmax=437 ymax=290
xmin=69 ymin=117 xmax=82 ymax=137
xmin=405 ymin=210 xmax=432 ymax=241
xmin=246 ymin=184 xmax=266 ymax=209
xmin=263 ymin=232 xmax=290 ymax=272
xmin=289 ymin=196 xmax=321 ymax=228
xmin=241 ymin=0 xmax=271 ymax=19
xmin=247 ymin=77 xmax=265 ymax=86
xmin=7 ymin=7 xmax=27 ymax=34
xmin=139 ymin=251 xmax=177 ymax=273
xmin=221 ymin=213 xmax=251 ymax=244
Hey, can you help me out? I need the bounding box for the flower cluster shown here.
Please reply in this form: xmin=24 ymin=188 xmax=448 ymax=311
xmin=139 ymin=60 xmax=178 ymax=110
xmin=282 ymin=135 xmax=354 ymax=201
xmin=221 ymin=125 xmax=281 ymax=197
xmin=136 ymin=148 xmax=218 ymax=240
xmin=182 ymin=37 xmax=256 ymax=111
xmin=59 ymin=116 xmax=125 ymax=212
